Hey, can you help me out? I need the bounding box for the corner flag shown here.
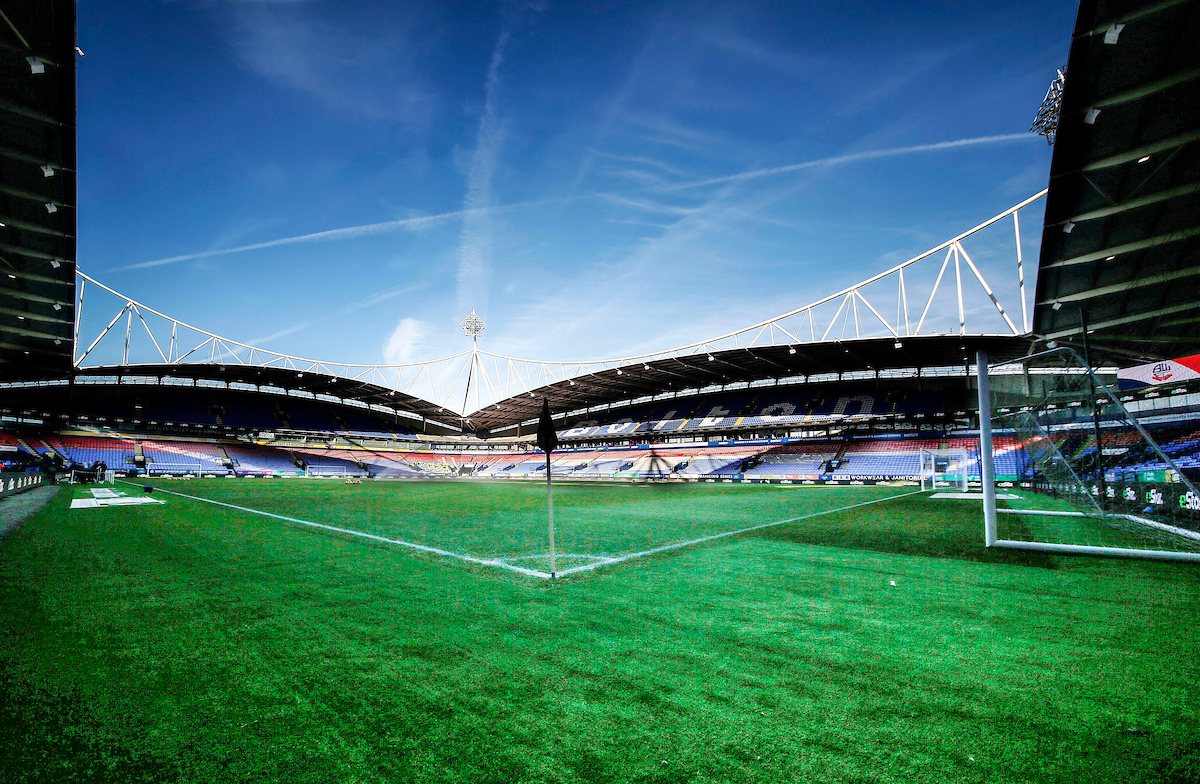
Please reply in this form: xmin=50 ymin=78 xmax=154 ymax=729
xmin=537 ymin=398 xmax=558 ymax=577
xmin=536 ymin=397 xmax=558 ymax=455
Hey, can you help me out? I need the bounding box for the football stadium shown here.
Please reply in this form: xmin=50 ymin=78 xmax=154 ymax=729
xmin=3 ymin=0 xmax=1200 ymax=781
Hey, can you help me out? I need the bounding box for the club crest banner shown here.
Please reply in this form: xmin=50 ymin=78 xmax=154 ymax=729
xmin=1118 ymin=355 xmax=1200 ymax=389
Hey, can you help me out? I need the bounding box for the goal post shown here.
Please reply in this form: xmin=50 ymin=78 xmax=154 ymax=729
xmin=919 ymin=448 xmax=970 ymax=492
xmin=976 ymin=348 xmax=1200 ymax=562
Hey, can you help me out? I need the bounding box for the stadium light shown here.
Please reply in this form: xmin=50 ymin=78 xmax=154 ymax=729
xmin=788 ymin=346 xmax=796 ymax=354
xmin=707 ymin=355 xmax=714 ymax=361
xmin=643 ymin=364 xmax=651 ymax=370
xmin=894 ymin=341 xmax=903 ymax=349
xmin=1052 ymin=301 xmax=1062 ymax=310
xmin=53 ymin=304 xmax=61 ymax=311
xmin=1138 ymin=155 xmax=1151 ymax=163
xmin=616 ymin=369 xmax=622 ymax=375
xmin=1062 ymin=222 xmax=1075 ymax=233
xmin=1083 ymin=109 xmax=1100 ymax=124
xmin=41 ymin=164 xmax=54 ymax=177
xmin=27 ymin=56 xmax=44 ymax=74
xmin=45 ymin=203 xmax=57 ymax=213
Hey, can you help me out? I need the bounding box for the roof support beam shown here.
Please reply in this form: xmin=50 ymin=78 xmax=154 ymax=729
xmin=1042 ymin=226 xmax=1200 ymax=268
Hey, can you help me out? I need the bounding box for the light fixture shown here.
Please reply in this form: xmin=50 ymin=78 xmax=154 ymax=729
xmin=1083 ymin=109 xmax=1100 ymax=124
xmin=1105 ymin=255 xmax=1115 ymax=261
xmin=50 ymin=260 xmax=60 ymax=268
xmin=788 ymin=346 xmax=796 ymax=354
xmin=53 ymin=303 xmax=61 ymax=311
xmin=1052 ymin=301 xmax=1062 ymax=310
xmin=894 ymin=341 xmax=903 ymax=349
xmin=569 ymin=380 xmax=575 ymax=385
xmin=75 ymin=46 xmax=85 ymax=56
xmin=643 ymin=364 xmax=650 ymax=370
xmin=41 ymin=164 xmax=54 ymax=178
xmin=26 ymin=57 xmax=44 ymax=74
xmin=1063 ymin=222 xmax=1075 ymax=233
xmin=616 ymin=369 xmax=622 ymax=375
xmin=45 ymin=203 xmax=57 ymax=213
xmin=17 ymin=315 xmax=24 ymax=320
xmin=1137 ymin=155 xmax=1151 ymax=164
xmin=1103 ymin=23 xmax=1125 ymax=44
xmin=6 ymin=274 xmax=15 ymax=279
xmin=707 ymin=355 xmax=714 ymax=361
xmin=0 ymin=222 xmax=5 ymax=227
xmin=1047 ymin=340 xmax=1058 ymax=348
xmin=54 ymin=339 xmax=61 ymax=345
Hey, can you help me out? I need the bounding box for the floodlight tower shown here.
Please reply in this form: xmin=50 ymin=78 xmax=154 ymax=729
xmin=460 ymin=309 xmax=487 ymax=420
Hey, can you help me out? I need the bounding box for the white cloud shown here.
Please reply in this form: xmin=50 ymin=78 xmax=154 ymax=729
xmin=382 ymin=318 xmax=428 ymax=365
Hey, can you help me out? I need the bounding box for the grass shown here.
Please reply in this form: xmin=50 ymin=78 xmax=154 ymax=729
xmin=2 ymin=479 xmax=1199 ymax=783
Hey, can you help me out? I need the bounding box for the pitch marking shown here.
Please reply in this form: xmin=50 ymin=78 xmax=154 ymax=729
xmin=124 ymin=482 xmax=925 ymax=579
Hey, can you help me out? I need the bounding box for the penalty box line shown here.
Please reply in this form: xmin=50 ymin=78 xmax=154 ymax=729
xmin=554 ymin=488 xmax=927 ymax=577
xmin=120 ymin=482 xmax=553 ymax=579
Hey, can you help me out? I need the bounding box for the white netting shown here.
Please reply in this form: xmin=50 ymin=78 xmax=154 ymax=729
xmin=984 ymin=347 xmax=1200 ymax=560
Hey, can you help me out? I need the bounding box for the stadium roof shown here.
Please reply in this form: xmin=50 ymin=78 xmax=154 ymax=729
xmin=1034 ymin=0 xmax=1200 ymax=363
xmin=68 ymin=364 xmax=465 ymax=429
xmin=470 ymin=334 xmax=1033 ymax=433
xmin=0 ymin=0 xmax=76 ymax=381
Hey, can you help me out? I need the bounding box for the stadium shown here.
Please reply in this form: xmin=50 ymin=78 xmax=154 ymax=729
xmin=2 ymin=0 xmax=1200 ymax=781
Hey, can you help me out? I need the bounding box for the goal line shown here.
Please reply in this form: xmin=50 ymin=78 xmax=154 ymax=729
xmin=125 ymin=481 xmax=923 ymax=579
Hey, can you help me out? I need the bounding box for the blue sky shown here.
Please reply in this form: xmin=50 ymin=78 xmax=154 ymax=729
xmin=77 ymin=0 xmax=1076 ymax=367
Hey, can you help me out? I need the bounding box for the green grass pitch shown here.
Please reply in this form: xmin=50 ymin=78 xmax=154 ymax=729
xmin=2 ymin=479 xmax=1199 ymax=783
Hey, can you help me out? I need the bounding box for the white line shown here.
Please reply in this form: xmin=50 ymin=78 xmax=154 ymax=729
xmin=120 ymin=482 xmax=552 ymax=579
xmin=999 ymin=506 xmax=1200 ymax=541
xmin=555 ymin=489 xmax=926 ymax=576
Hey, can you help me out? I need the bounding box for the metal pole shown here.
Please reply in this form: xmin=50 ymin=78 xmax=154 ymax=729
xmin=977 ymin=350 xmax=997 ymax=546
xmin=546 ymin=450 xmax=556 ymax=578
xmin=1080 ymin=308 xmax=1108 ymax=509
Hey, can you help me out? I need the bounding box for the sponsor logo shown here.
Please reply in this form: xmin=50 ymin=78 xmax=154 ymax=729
xmin=1146 ymin=488 xmax=1164 ymax=506
xmin=1106 ymin=485 xmax=1115 ymax=498
xmin=1180 ymin=491 xmax=1200 ymax=512
xmin=1151 ymin=363 xmax=1174 ymax=382
xmin=1124 ymin=487 xmax=1137 ymax=501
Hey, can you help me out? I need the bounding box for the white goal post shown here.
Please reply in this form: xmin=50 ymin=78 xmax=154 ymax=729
xmin=976 ymin=348 xmax=1200 ymax=563
xmin=919 ymin=448 xmax=970 ymax=492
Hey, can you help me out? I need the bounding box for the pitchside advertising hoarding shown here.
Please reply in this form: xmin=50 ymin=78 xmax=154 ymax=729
xmin=0 ymin=472 xmax=43 ymax=498
xmin=1118 ymin=354 xmax=1200 ymax=389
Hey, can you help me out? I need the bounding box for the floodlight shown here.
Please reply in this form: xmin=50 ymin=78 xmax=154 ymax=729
xmin=1103 ymin=23 xmax=1125 ymax=44
xmin=616 ymin=369 xmax=622 ymax=375
xmin=6 ymin=274 xmax=15 ymax=279
xmin=50 ymin=260 xmax=60 ymax=268
xmin=1052 ymin=301 xmax=1062 ymax=310
xmin=707 ymin=355 xmax=714 ymax=361
xmin=54 ymin=339 xmax=61 ymax=345
xmin=788 ymin=346 xmax=796 ymax=354
xmin=41 ymin=164 xmax=54 ymax=177
xmin=53 ymin=303 xmax=61 ymax=311
xmin=1138 ymin=156 xmax=1151 ymax=163
xmin=1083 ymin=109 xmax=1100 ymax=124
xmin=1105 ymin=255 xmax=1115 ymax=261
xmin=894 ymin=341 xmax=903 ymax=349
xmin=569 ymin=380 xmax=575 ymax=385
xmin=643 ymin=364 xmax=650 ymax=370
xmin=45 ymin=203 xmax=57 ymax=213
xmin=26 ymin=57 xmax=44 ymax=74
xmin=1062 ymin=222 xmax=1075 ymax=233
xmin=1046 ymin=340 xmax=1058 ymax=348
xmin=0 ymin=222 xmax=5 ymax=227
xmin=17 ymin=315 xmax=24 ymax=320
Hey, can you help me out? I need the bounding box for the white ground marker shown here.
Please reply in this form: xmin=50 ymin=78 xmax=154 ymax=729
xmin=128 ymin=481 xmax=924 ymax=579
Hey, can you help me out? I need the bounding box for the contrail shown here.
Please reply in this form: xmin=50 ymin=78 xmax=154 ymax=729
xmin=659 ymin=133 xmax=1036 ymax=191
xmin=108 ymin=201 xmax=547 ymax=273
xmin=110 ymin=133 xmax=1033 ymax=274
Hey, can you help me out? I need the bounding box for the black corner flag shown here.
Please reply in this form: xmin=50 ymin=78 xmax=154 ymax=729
xmin=536 ymin=397 xmax=558 ymax=455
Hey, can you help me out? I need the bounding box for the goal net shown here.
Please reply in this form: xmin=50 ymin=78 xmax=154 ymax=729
xmin=919 ymin=448 xmax=970 ymax=492
xmin=978 ymin=347 xmax=1200 ymax=562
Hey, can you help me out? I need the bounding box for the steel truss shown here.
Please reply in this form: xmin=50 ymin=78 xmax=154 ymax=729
xmin=71 ymin=191 xmax=1046 ymax=417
